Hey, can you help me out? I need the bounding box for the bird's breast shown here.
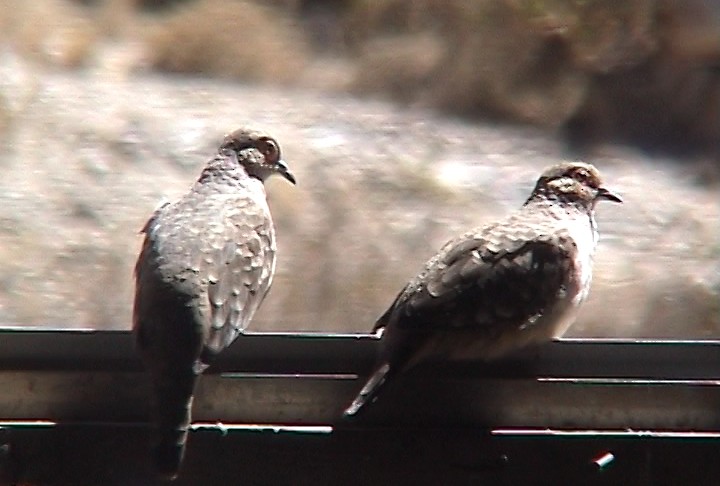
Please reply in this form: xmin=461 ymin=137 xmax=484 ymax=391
xmin=563 ymin=214 xmax=598 ymax=305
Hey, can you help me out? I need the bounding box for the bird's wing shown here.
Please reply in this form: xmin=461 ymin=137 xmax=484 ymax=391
xmin=381 ymin=230 xmax=577 ymax=334
xmin=372 ymin=232 xmax=486 ymax=332
xmin=133 ymin=202 xmax=171 ymax=337
xmin=352 ymin=230 xmax=577 ymax=418
xmin=201 ymin=196 xmax=277 ymax=355
xmin=134 ymin=192 xmax=276 ymax=360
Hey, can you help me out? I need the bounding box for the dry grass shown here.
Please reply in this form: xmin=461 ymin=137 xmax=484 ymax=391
xmin=340 ymin=0 xmax=720 ymax=151
xmin=141 ymin=0 xmax=309 ymax=84
xmin=343 ymin=0 xmax=657 ymax=125
xmin=352 ymin=33 xmax=446 ymax=102
xmin=0 ymin=0 xmax=309 ymax=84
xmin=0 ymin=0 xmax=717 ymax=151
xmin=0 ymin=0 xmax=98 ymax=68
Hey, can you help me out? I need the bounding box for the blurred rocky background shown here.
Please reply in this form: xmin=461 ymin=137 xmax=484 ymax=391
xmin=0 ymin=0 xmax=718 ymax=337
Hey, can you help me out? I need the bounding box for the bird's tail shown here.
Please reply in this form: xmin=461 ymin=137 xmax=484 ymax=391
xmin=343 ymin=362 xmax=392 ymax=418
xmin=151 ymin=370 xmax=199 ymax=480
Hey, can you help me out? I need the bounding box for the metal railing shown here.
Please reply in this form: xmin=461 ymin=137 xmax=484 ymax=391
xmin=0 ymin=328 xmax=719 ymax=484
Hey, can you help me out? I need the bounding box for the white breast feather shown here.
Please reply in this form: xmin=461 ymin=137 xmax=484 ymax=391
xmin=563 ymin=213 xmax=598 ymax=305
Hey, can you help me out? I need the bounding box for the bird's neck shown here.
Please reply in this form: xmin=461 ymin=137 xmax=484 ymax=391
xmin=522 ymin=195 xmax=596 ymax=232
xmin=524 ymin=190 xmax=592 ymax=214
xmin=196 ymin=154 xmax=254 ymax=188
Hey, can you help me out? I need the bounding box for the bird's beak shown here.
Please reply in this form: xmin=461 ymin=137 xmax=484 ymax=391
xmin=596 ymin=187 xmax=622 ymax=203
xmin=277 ymin=159 xmax=296 ymax=185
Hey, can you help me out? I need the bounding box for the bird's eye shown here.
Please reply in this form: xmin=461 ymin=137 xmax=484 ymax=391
xmin=573 ymin=168 xmax=591 ymax=183
xmin=260 ymin=138 xmax=279 ymax=162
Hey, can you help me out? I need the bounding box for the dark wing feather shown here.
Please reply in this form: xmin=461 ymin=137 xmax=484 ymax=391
xmin=383 ymin=231 xmax=575 ymax=334
xmin=352 ymin=230 xmax=576 ymax=418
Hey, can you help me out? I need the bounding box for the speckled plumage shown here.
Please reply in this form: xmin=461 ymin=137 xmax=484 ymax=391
xmin=344 ymin=162 xmax=621 ymax=418
xmin=133 ymin=128 xmax=295 ymax=479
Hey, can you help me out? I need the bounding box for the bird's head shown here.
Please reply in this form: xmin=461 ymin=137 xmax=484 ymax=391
xmin=218 ymin=128 xmax=296 ymax=185
xmin=528 ymin=162 xmax=621 ymax=209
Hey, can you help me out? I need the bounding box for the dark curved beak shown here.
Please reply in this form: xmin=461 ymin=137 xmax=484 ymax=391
xmin=596 ymin=187 xmax=622 ymax=203
xmin=277 ymin=160 xmax=296 ymax=185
